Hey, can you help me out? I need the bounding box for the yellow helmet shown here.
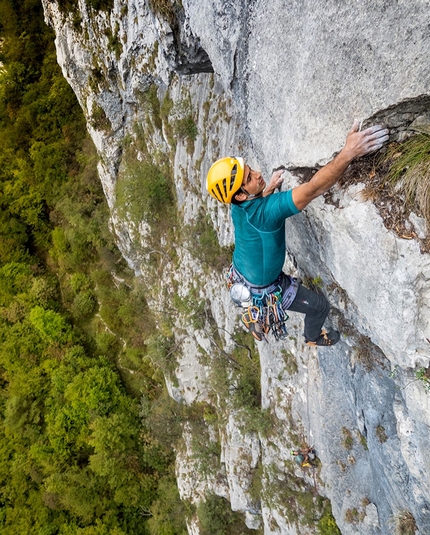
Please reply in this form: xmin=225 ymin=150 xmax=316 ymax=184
xmin=206 ymin=157 xmax=245 ymax=203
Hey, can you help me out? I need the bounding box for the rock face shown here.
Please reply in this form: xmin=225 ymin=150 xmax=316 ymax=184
xmin=42 ymin=0 xmax=430 ymax=533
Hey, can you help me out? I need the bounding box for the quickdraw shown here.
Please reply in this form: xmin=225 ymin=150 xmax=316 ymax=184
xmin=250 ymin=288 xmax=289 ymax=341
xmin=227 ymin=265 xmax=289 ymax=341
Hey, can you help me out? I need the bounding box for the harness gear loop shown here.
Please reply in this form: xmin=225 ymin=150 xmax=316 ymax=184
xmin=227 ymin=264 xmax=290 ymax=341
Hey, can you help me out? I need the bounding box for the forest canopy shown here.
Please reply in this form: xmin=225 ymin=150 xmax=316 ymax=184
xmin=0 ymin=1 xmax=187 ymax=533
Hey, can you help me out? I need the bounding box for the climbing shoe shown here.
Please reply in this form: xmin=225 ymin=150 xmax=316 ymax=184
xmin=306 ymin=329 xmax=340 ymax=347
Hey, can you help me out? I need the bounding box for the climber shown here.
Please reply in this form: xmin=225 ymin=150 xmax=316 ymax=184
xmin=206 ymin=120 xmax=389 ymax=344
xmin=291 ymin=447 xmax=317 ymax=468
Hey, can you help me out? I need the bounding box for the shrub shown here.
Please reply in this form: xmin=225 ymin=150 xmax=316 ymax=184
xmin=414 ymin=366 xmax=430 ymax=393
xmin=344 ymin=508 xmax=359 ymax=524
xmin=184 ymin=210 xmax=233 ymax=271
xmin=148 ymin=0 xmax=182 ymax=25
xmin=72 ymin=290 xmax=97 ymax=319
xmin=70 ymin=273 xmax=92 ymax=294
xmin=90 ymin=104 xmax=111 ymax=132
xmin=392 ymin=510 xmax=418 ymax=535
xmin=197 ymin=493 xmax=252 ymax=535
xmin=29 ymin=306 xmax=73 ymax=344
xmin=318 ymin=502 xmax=341 ymax=535
xmin=341 ymin=427 xmax=354 ymax=450
xmin=115 ymin=161 xmax=174 ymax=224
xmin=174 ymin=115 xmax=198 ymax=141
xmin=376 ymin=425 xmax=388 ymax=443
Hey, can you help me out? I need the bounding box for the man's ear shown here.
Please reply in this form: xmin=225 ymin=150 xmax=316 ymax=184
xmin=234 ymin=191 xmax=247 ymax=202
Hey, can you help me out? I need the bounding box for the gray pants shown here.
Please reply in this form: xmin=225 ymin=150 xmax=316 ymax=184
xmin=285 ymin=282 xmax=330 ymax=342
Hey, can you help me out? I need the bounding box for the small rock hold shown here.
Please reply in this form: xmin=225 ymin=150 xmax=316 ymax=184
xmin=409 ymin=212 xmax=427 ymax=239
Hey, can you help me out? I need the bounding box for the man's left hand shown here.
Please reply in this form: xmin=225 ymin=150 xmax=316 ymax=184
xmin=264 ymin=167 xmax=285 ymax=196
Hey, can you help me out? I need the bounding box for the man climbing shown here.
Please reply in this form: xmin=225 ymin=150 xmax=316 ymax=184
xmin=291 ymin=447 xmax=317 ymax=468
xmin=206 ymin=120 xmax=389 ymax=344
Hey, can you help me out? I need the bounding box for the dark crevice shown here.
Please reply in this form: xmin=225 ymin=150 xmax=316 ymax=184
xmin=363 ymin=94 xmax=430 ymax=140
xmin=151 ymin=3 xmax=213 ymax=75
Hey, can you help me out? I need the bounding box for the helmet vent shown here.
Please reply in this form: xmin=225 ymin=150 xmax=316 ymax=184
xmin=230 ymin=164 xmax=237 ymax=191
xmin=215 ymin=183 xmax=224 ymax=200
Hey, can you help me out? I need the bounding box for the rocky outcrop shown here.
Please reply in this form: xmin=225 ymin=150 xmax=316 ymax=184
xmin=42 ymin=0 xmax=430 ymax=533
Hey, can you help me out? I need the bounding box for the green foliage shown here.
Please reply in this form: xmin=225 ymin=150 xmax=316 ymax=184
xmin=0 ymin=2 xmax=182 ymax=533
xmin=344 ymin=508 xmax=359 ymax=524
xmin=281 ymin=349 xmax=298 ymax=375
xmin=141 ymin=84 xmax=162 ymax=130
xmin=147 ymin=475 xmax=188 ymax=535
xmin=184 ymin=209 xmax=233 ymax=271
xmin=376 ymin=425 xmax=388 ymax=443
xmin=341 ymin=427 xmax=354 ymax=450
xmin=303 ymin=275 xmax=323 ymax=292
xmin=148 ymin=0 xmax=182 ymax=25
xmin=391 ymin=510 xmax=418 ymax=535
xmin=171 ymin=93 xmax=197 ymax=153
xmin=57 ymin=0 xmax=114 ymax=14
xmin=90 ymin=104 xmax=111 ymax=132
xmin=197 ymin=493 xmax=253 ymax=535
xmin=87 ymin=0 xmax=114 ymax=10
xmin=262 ymin=463 xmax=334 ymax=530
xmin=104 ymin=26 xmax=122 ymax=59
xmin=116 ymin=160 xmax=174 ymax=223
xmin=29 ymin=306 xmax=73 ymax=344
xmin=174 ymin=115 xmax=198 ymax=141
xmin=414 ymin=366 xmax=430 ymax=393
xmin=317 ymin=501 xmax=341 ymax=535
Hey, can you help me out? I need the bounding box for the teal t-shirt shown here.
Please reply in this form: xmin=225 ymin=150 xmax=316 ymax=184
xmin=231 ymin=189 xmax=300 ymax=286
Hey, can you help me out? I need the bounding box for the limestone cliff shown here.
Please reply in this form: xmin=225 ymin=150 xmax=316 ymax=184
xmin=42 ymin=0 xmax=430 ymax=533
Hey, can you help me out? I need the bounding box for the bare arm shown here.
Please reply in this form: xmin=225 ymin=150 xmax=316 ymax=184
xmin=292 ymin=120 xmax=389 ymax=210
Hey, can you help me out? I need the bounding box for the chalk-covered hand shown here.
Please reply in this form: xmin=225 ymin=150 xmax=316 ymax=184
xmin=343 ymin=119 xmax=389 ymax=160
xmin=264 ymin=167 xmax=285 ymax=196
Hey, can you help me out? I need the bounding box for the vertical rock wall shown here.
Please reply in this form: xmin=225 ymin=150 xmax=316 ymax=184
xmin=42 ymin=0 xmax=430 ymax=533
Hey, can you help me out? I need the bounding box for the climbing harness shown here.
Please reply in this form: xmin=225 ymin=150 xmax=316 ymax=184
xmin=227 ymin=264 xmax=290 ymax=341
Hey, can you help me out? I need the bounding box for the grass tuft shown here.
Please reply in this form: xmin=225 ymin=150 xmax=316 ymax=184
xmin=382 ymin=133 xmax=430 ymax=224
xmin=391 ymin=510 xmax=418 ymax=535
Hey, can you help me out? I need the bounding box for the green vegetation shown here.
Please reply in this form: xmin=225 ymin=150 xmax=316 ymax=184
xmin=0 ymin=2 xmax=187 ymax=533
xmin=317 ymin=500 xmax=341 ymax=535
xmin=344 ymin=507 xmax=360 ymax=524
xmin=116 ymin=159 xmax=175 ymax=225
xmin=90 ymin=103 xmax=111 ymax=132
xmin=172 ymin=91 xmax=198 ymax=154
xmin=57 ymin=0 xmax=114 ymax=14
xmin=414 ymin=366 xmax=430 ymax=393
xmin=382 ymin=133 xmax=430 ymax=225
xmin=341 ymin=427 xmax=354 ymax=450
xmin=174 ymin=114 xmax=198 ymax=142
xmin=205 ymin=328 xmax=261 ymax=418
xmin=197 ymin=493 xmax=253 ymax=535
xmin=262 ymin=463 xmax=338 ymax=531
xmin=391 ymin=510 xmax=418 ymax=535
xmin=281 ymin=349 xmax=298 ymax=375
xmin=115 ymin=87 xmax=177 ymax=265
xmin=184 ymin=209 xmax=233 ymax=271
xmin=353 ymin=334 xmax=375 ymax=371
xmin=376 ymin=425 xmax=388 ymax=443
xmin=148 ymin=0 xmax=182 ymax=25
xmin=303 ymin=275 xmax=323 ymax=293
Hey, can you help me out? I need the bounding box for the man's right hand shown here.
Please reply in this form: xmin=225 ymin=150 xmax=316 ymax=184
xmin=343 ymin=119 xmax=389 ymax=160
xmin=292 ymin=120 xmax=389 ymax=210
